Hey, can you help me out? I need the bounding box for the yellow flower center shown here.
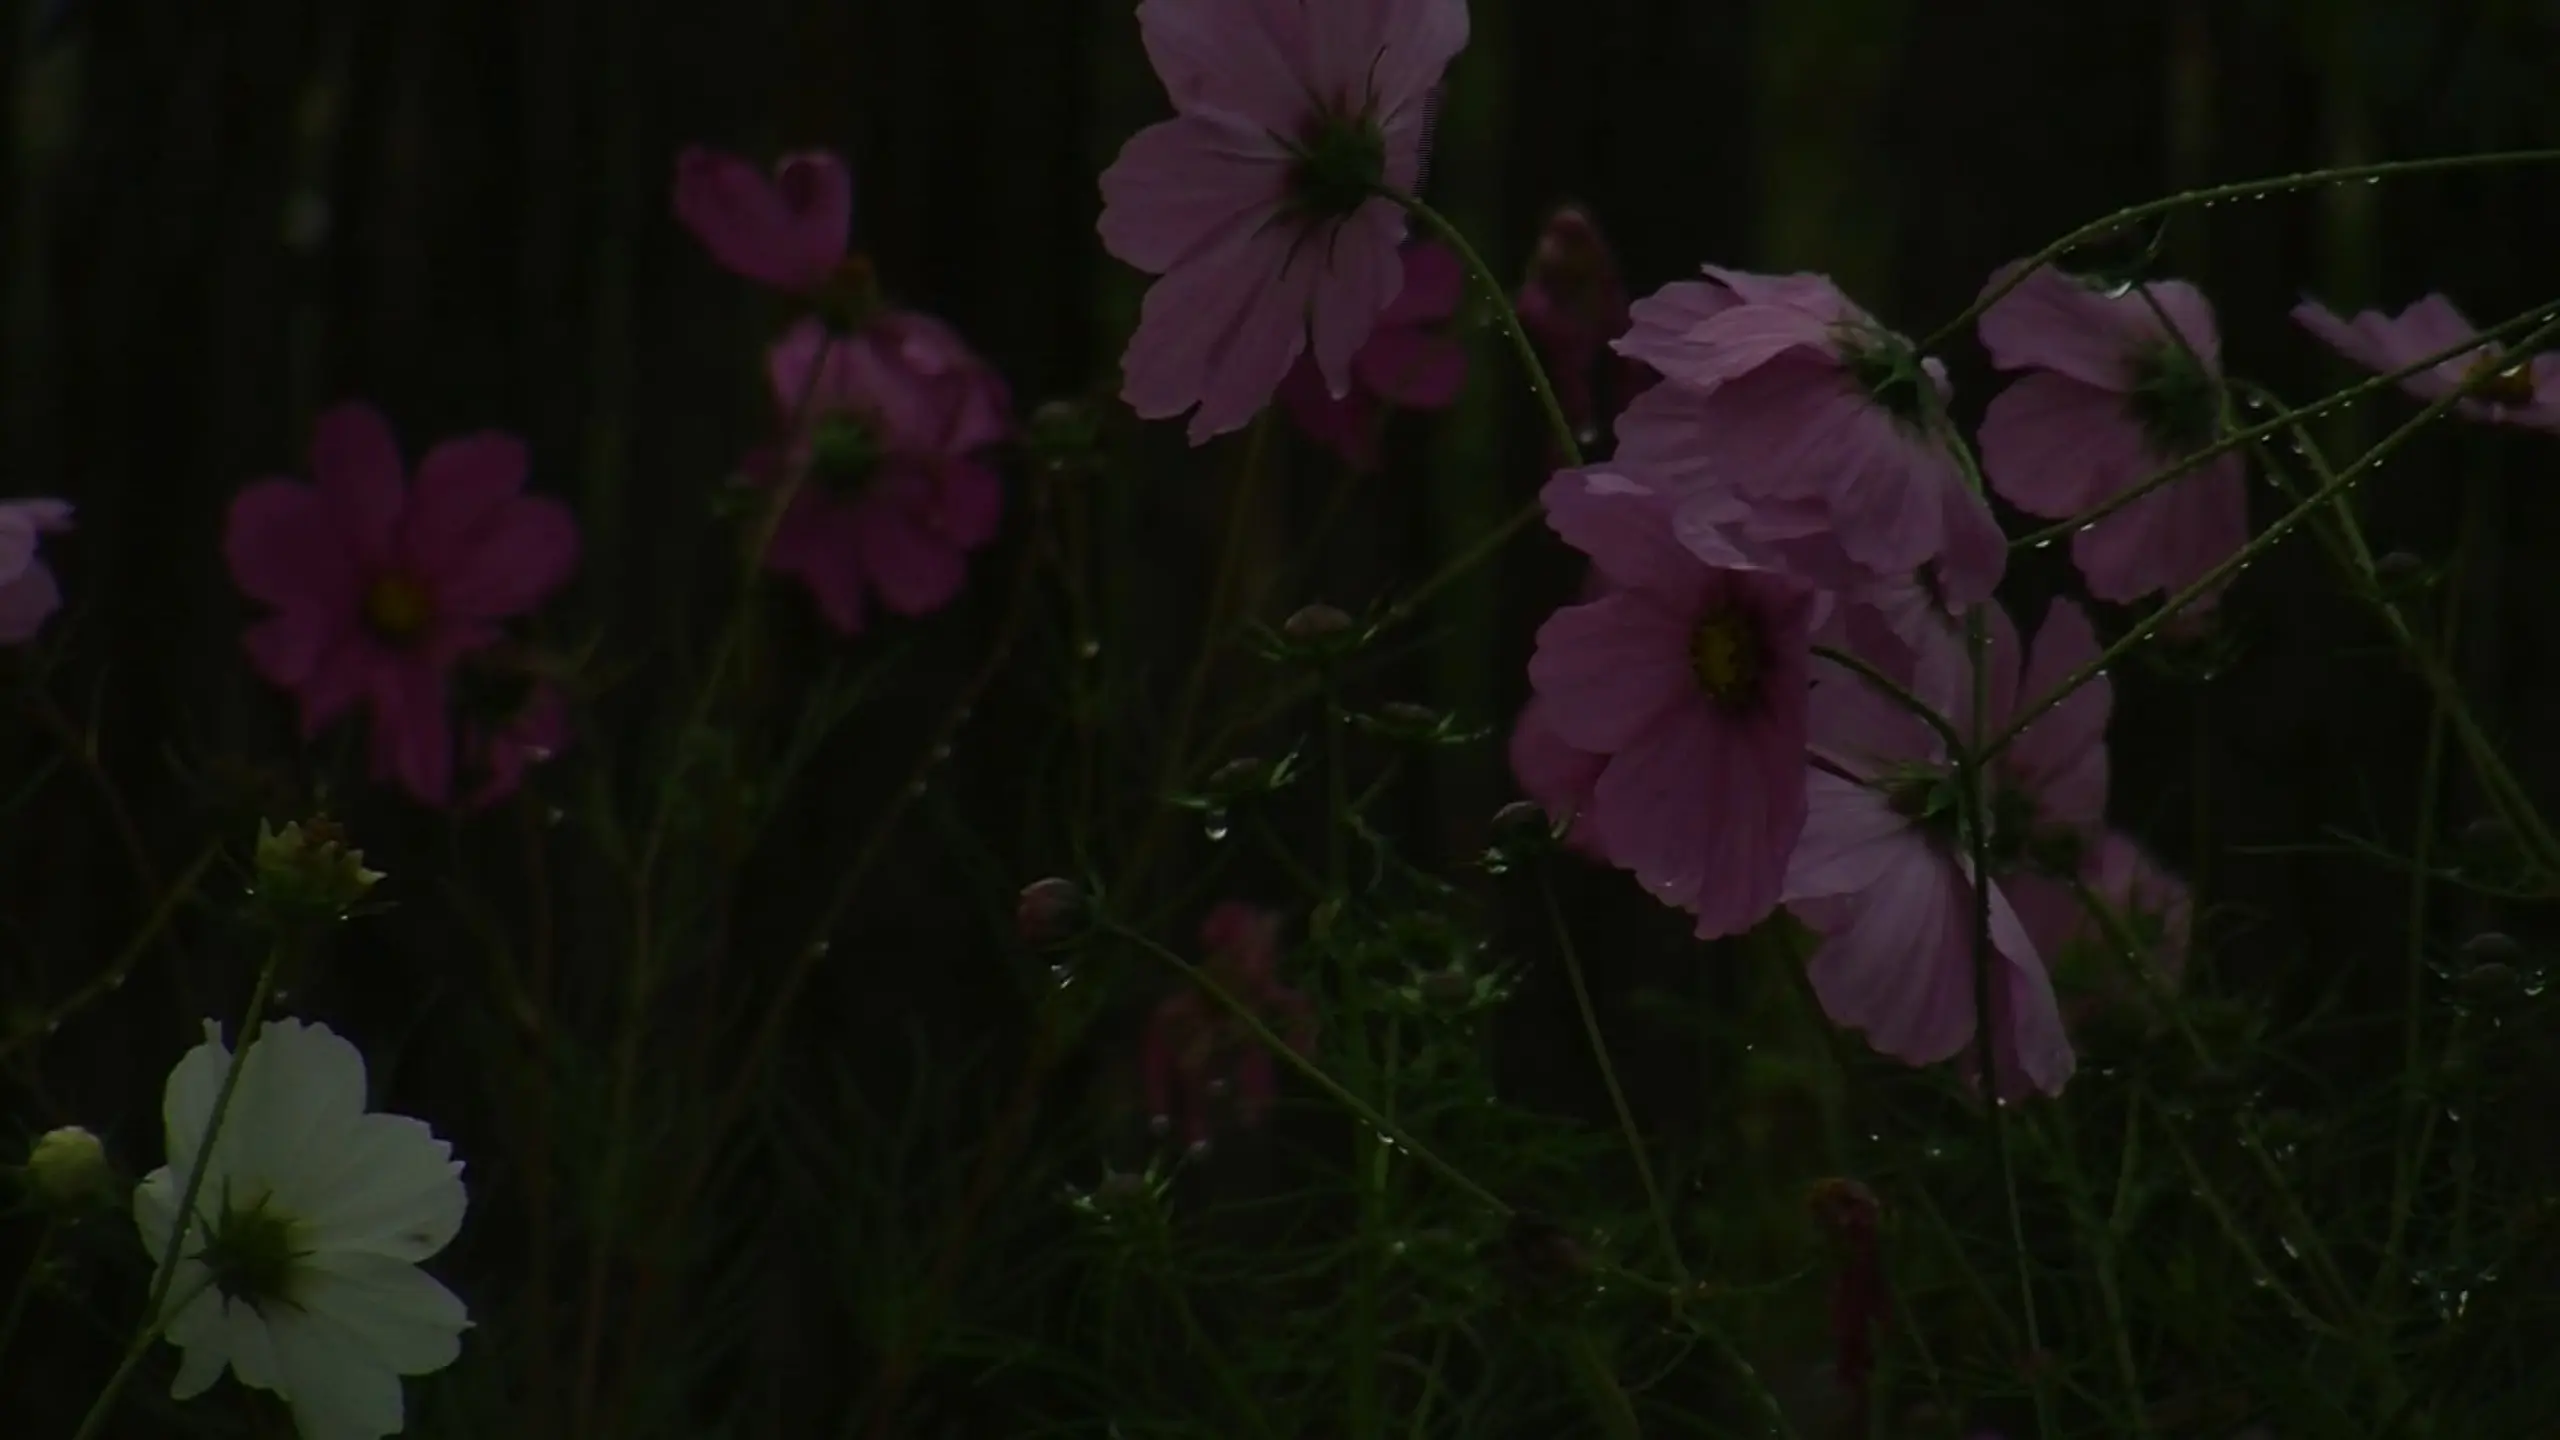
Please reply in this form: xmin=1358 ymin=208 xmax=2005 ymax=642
xmin=1690 ymin=607 xmax=1759 ymax=706
xmin=362 ymin=574 xmax=433 ymax=645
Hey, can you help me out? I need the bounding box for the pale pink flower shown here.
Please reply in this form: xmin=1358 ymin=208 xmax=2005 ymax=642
xmin=1525 ymin=469 xmax=1822 ymax=938
xmin=0 ymin=498 xmax=73 ymax=644
xmin=2294 ymin=292 xmax=2560 ymax=432
xmin=224 ymin=403 xmax=579 ymax=808
xmin=1613 ymin=266 xmax=2005 ymax=607
xmin=1516 ymin=205 xmax=1650 ymax=442
xmin=1138 ymin=904 xmax=1318 ymax=1146
xmin=2005 ymin=830 xmax=2192 ymax=1022
xmin=1783 ymin=601 xmax=2109 ymax=1097
xmin=1276 ymin=239 xmax=1468 ymax=470
xmin=673 ymin=146 xmax=854 ymax=297
xmin=1097 ymin=0 xmax=1469 ymax=443
xmin=1976 ymin=263 xmax=2249 ymax=606
xmin=755 ymin=317 xmax=1010 ymax=635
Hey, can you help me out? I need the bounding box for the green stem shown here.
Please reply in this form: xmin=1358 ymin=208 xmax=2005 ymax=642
xmin=1953 ymin=607 xmax=2056 ymax=1435
xmin=1983 ymin=305 xmax=2560 ymax=764
xmin=1926 ymin=148 xmax=2560 ymax=351
xmin=1379 ymin=190 xmax=1585 ymax=471
xmin=1106 ymin=919 xmax=1506 ymax=1217
xmin=72 ymin=944 xmax=289 ymax=1440
xmin=2007 ymin=298 xmax=2560 ymax=553
xmin=1562 ymin=1328 xmax=1641 ymax=1440
xmin=1541 ymin=875 xmax=1683 ymax=1278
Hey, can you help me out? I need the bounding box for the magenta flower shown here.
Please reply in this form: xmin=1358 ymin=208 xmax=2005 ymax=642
xmin=1525 ymin=468 xmax=1822 ymax=938
xmin=0 ymin=498 xmax=73 ymax=644
xmin=673 ymin=146 xmax=854 ymax=296
xmin=1516 ymin=205 xmax=1649 ymax=442
xmin=755 ymin=317 xmax=1010 ymax=635
xmin=1975 ymin=263 xmax=2249 ymax=607
xmin=1613 ymin=267 xmax=2006 ymax=607
xmin=1783 ymin=601 xmax=2110 ymax=1097
xmin=1139 ymin=904 xmax=1317 ymax=1147
xmin=1276 ymin=239 xmax=1468 ymax=470
xmin=1505 ymin=695 xmax=1606 ymax=857
xmin=224 ymin=403 xmax=579 ymax=808
xmin=1097 ymin=0 xmax=1469 ymax=443
xmin=2294 ymin=292 xmax=2560 ymax=432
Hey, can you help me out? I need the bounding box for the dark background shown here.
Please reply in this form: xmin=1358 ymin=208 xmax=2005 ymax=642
xmin=5 ymin=0 xmax=2560 ymax=1435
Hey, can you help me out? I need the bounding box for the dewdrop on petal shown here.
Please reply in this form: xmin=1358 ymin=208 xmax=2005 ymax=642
xmin=25 ymin=1124 xmax=112 ymax=1207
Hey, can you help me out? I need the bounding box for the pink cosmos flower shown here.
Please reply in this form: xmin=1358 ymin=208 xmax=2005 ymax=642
xmin=2294 ymin=292 xmax=2560 ymax=432
xmin=1976 ymin=263 xmax=2250 ymax=607
xmin=1276 ymin=239 xmax=1468 ymax=470
xmin=0 ymin=498 xmax=73 ymax=644
xmin=1097 ymin=0 xmax=1469 ymax=443
xmin=1783 ymin=600 xmax=2111 ymax=1098
xmin=1139 ymin=903 xmax=1318 ymax=1147
xmin=673 ymin=146 xmax=854 ymax=297
xmin=754 ymin=317 xmax=1010 ymax=635
xmin=1505 ymin=695 xmax=1606 ymax=857
xmin=2005 ymin=830 xmax=2192 ymax=1023
xmin=1525 ymin=468 xmax=1822 ymax=938
xmin=224 ymin=403 xmax=579 ymax=808
xmin=1613 ymin=266 xmax=2006 ymax=608
xmin=1516 ymin=205 xmax=1649 ymax=443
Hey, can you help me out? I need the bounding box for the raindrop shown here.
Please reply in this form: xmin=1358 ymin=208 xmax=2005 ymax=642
xmin=524 ymin=746 xmax=555 ymax=764
xmin=928 ymin=742 xmax=953 ymax=764
xmin=2030 ymin=536 xmax=2057 ymax=551
xmin=904 ymin=778 xmax=927 ymax=799
xmin=544 ymin=806 xmax=566 ymax=826
xmin=1148 ymin=1113 xmax=1172 ymax=1137
xmin=806 ymin=940 xmax=832 ymax=960
xmin=1201 ymin=809 xmax=1231 ymax=842
xmin=1048 ymin=963 xmax=1077 ymax=990
xmin=1186 ymin=1139 xmax=1212 ymax=1160
xmin=1204 ymin=1076 xmax=1231 ymax=1100
xmin=1077 ymin=637 xmax=1102 ymax=660
xmin=2278 ymin=1235 xmax=2301 ymax=1261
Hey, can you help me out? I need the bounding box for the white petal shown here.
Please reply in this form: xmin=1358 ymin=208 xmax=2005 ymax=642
xmin=133 ymin=1167 xmax=190 ymax=1267
xmin=286 ymin=1114 xmax=467 ymax=1261
xmin=160 ymin=1021 xmax=235 ymax=1186
xmin=219 ymin=1298 xmax=286 ymax=1392
xmin=298 ymin=1252 xmax=470 ymax=1376
xmin=268 ymin=1304 xmax=409 ymax=1440
xmin=163 ymin=1272 xmax=232 ymax=1400
xmin=229 ymin=1019 xmax=372 ymax=1191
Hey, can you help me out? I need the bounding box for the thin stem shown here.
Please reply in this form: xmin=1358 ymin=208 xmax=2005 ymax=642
xmin=1953 ymin=606 xmax=2056 ymax=1434
xmin=1379 ymin=190 xmax=1585 ymax=471
xmin=72 ymin=944 xmax=288 ymax=1440
xmin=1982 ymin=305 xmax=2560 ymax=763
xmin=1926 ymin=148 xmax=2560 ymax=351
xmin=1562 ymin=1329 xmax=1642 ymax=1440
xmin=2006 ymin=298 xmax=2559 ymax=553
xmin=1105 ymin=919 xmax=1509 ymax=1217
xmin=1540 ymin=874 xmax=1682 ymax=1278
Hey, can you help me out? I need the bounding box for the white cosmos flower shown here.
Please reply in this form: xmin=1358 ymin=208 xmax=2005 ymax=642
xmin=133 ymin=1017 xmax=470 ymax=1440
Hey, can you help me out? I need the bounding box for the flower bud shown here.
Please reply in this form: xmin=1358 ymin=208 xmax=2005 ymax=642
xmin=1282 ymin=604 xmax=1353 ymax=642
xmin=1015 ymin=877 xmax=1087 ymax=947
xmin=25 ymin=1125 xmax=111 ymax=1207
xmin=250 ymin=816 xmax=383 ymax=926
